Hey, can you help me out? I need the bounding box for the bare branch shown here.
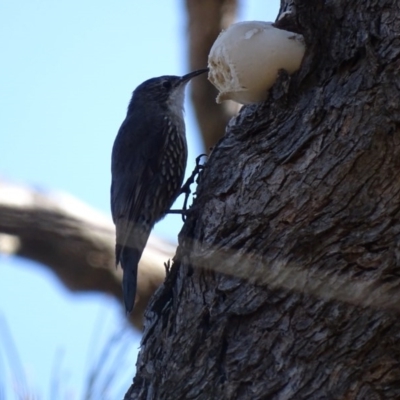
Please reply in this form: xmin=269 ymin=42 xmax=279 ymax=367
xmin=185 ymin=0 xmax=240 ymax=151
xmin=0 ymin=181 xmax=174 ymax=329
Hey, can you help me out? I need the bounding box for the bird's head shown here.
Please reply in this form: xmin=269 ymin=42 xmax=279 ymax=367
xmin=130 ymin=69 xmax=208 ymax=113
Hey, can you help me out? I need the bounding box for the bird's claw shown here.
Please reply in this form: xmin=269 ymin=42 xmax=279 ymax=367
xmin=166 ymin=154 xmax=207 ymax=222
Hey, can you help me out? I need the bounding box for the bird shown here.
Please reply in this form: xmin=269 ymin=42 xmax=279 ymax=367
xmin=111 ymin=68 xmax=208 ymax=313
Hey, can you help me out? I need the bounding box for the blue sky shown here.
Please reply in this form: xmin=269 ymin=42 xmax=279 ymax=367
xmin=0 ymin=1 xmax=279 ymax=398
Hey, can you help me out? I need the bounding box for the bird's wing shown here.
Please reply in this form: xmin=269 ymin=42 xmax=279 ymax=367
xmin=111 ymin=109 xmax=166 ymax=263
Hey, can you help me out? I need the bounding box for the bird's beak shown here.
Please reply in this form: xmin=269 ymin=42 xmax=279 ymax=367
xmin=180 ymin=68 xmax=209 ymax=84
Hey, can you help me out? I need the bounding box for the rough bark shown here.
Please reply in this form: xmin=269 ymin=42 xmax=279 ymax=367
xmin=0 ymin=181 xmax=174 ymax=329
xmin=127 ymin=0 xmax=400 ymax=399
xmin=185 ymin=0 xmax=240 ymax=151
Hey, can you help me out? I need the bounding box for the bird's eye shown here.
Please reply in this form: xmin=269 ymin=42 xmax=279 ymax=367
xmin=162 ymin=80 xmax=172 ymax=90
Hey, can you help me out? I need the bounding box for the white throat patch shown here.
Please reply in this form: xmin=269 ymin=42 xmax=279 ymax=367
xmin=167 ymin=84 xmax=187 ymax=118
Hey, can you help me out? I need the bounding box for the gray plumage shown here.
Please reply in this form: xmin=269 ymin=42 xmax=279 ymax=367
xmin=111 ymin=69 xmax=208 ymax=313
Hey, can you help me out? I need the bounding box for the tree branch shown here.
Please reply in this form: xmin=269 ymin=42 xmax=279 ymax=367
xmin=185 ymin=0 xmax=240 ymax=151
xmin=0 ymin=181 xmax=174 ymax=329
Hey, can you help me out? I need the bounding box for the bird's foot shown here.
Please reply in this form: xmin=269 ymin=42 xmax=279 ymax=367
xmin=180 ymin=154 xmax=207 ymax=221
xmin=166 ymin=209 xmax=188 ymax=215
xmin=165 ymin=154 xmax=207 ymax=221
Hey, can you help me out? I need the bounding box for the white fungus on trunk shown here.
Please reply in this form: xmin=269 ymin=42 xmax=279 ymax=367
xmin=208 ymin=21 xmax=306 ymax=105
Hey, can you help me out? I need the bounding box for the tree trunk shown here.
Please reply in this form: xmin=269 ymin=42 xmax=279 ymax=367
xmin=126 ymin=0 xmax=400 ymax=398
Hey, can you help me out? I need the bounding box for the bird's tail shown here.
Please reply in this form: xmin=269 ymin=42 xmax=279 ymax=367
xmin=116 ymin=222 xmax=151 ymax=314
xmin=119 ymin=245 xmax=141 ymax=314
